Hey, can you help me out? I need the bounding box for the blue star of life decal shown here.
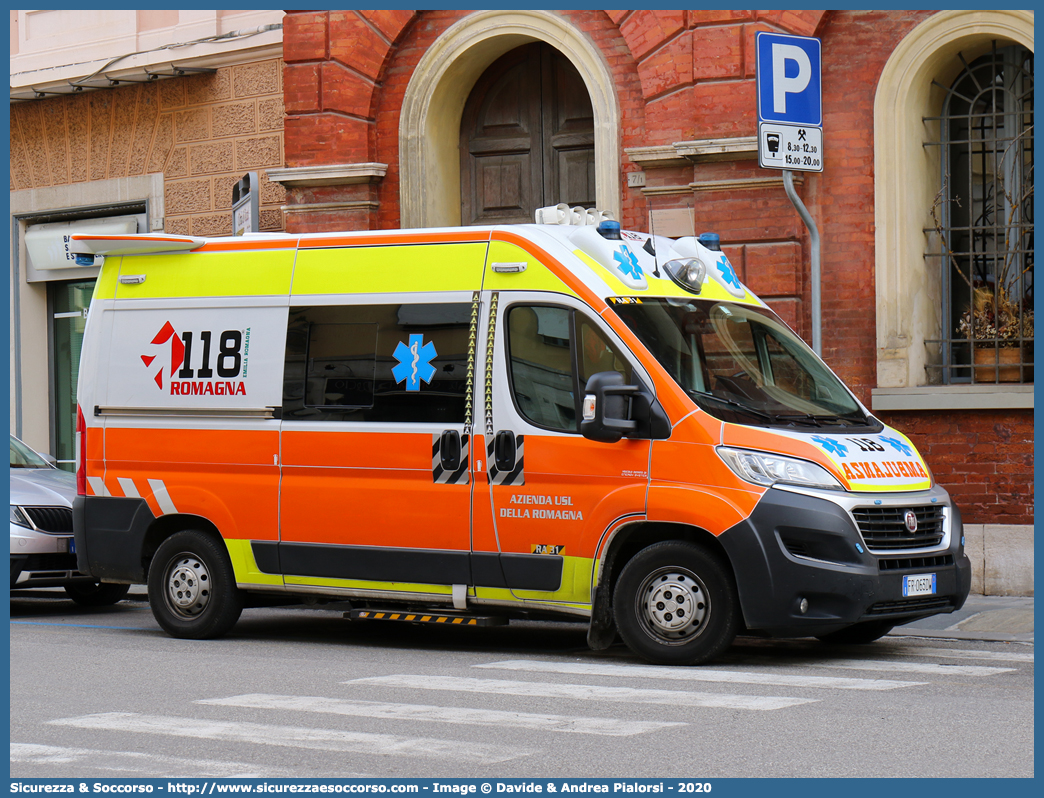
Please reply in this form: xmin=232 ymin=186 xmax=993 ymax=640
xmin=715 ymin=254 xmax=740 ymax=288
xmin=880 ymin=435 xmax=913 ymax=456
xmin=392 ymin=334 xmax=437 ymax=391
xmin=812 ymin=436 xmax=848 ymax=458
xmin=613 ymin=246 xmax=643 ymax=280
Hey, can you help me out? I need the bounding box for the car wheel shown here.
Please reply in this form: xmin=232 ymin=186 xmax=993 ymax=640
xmin=613 ymin=541 xmax=740 ymax=665
xmin=147 ymin=530 xmax=243 ymax=640
xmin=64 ymin=581 xmax=130 ymax=606
xmin=816 ymin=620 xmax=895 ymax=644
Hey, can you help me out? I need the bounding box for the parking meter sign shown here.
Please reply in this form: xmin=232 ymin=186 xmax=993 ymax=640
xmin=759 ymin=122 xmax=823 ymax=172
xmin=757 ymin=32 xmax=823 ymax=171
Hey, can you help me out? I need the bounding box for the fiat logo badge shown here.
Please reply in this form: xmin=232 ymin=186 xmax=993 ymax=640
xmin=904 ymin=510 xmax=918 ymax=534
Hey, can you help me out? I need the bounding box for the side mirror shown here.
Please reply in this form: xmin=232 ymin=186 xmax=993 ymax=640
xmin=581 ymin=372 xmax=640 ymax=443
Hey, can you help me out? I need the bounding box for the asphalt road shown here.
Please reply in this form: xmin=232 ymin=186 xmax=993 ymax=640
xmin=9 ymin=590 xmax=1035 ymax=779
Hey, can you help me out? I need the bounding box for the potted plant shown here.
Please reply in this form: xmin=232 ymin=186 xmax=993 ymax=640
xmin=957 ymin=286 xmax=1034 ymax=382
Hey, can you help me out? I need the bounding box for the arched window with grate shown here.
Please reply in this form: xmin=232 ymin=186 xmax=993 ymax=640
xmin=925 ymin=42 xmax=1033 ymax=384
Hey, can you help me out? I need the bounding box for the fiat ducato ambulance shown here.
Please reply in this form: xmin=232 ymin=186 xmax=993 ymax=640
xmin=70 ymin=210 xmax=971 ymax=664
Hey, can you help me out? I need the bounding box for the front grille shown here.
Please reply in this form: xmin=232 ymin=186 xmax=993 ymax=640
xmin=878 ymin=554 xmax=955 ymax=572
xmin=852 ymin=505 xmax=945 ymax=551
xmin=22 ymin=506 xmax=74 ymax=533
xmin=865 ymin=596 xmax=955 ymax=616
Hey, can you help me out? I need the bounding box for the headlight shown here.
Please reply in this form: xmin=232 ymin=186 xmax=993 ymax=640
xmin=717 ymin=447 xmax=843 ymax=490
xmin=10 ymin=505 xmax=32 ymax=528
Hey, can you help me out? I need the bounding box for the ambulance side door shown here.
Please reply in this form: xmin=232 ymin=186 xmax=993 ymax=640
xmin=473 ymin=290 xmax=651 ymax=607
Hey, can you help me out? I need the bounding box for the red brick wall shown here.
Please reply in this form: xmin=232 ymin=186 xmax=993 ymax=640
xmin=280 ymin=9 xmax=1034 ymax=526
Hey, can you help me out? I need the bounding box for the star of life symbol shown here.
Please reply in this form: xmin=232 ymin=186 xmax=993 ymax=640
xmin=881 ymin=435 xmax=913 ymax=457
xmin=140 ymin=321 xmax=184 ymax=390
xmin=715 ymin=254 xmax=740 ymax=288
xmin=392 ymin=334 xmax=438 ymax=391
xmin=812 ymin=435 xmax=848 ymax=458
xmin=613 ymin=246 xmax=643 ymax=280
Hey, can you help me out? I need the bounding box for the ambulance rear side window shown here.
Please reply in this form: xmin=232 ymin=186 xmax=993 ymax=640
xmin=282 ymin=303 xmax=471 ymax=423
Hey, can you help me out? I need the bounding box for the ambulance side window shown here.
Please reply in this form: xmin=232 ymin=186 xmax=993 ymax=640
xmin=506 ymin=305 xmax=630 ymax=433
xmin=282 ymin=303 xmax=471 ymax=423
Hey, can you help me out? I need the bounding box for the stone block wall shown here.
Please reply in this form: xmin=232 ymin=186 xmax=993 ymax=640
xmin=9 ymin=58 xmax=287 ymax=235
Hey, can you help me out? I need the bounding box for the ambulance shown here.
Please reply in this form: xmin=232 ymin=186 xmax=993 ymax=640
xmin=70 ymin=207 xmax=971 ymax=665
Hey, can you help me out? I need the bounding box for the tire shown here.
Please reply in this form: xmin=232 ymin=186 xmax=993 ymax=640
xmin=613 ymin=541 xmax=740 ymax=665
xmin=64 ymin=581 xmax=130 ymax=606
xmin=147 ymin=530 xmax=244 ymax=639
xmin=816 ymin=620 xmax=894 ymax=645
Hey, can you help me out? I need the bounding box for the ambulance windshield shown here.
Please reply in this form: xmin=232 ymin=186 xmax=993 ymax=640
xmin=612 ymin=299 xmax=877 ymax=430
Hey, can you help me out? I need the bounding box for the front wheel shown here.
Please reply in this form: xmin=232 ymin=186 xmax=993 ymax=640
xmin=64 ymin=581 xmax=130 ymax=606
xmin=147 ymin=530 xmax=243 ymax=639
xmin=614 ymin=541 xmax=740 ymax=665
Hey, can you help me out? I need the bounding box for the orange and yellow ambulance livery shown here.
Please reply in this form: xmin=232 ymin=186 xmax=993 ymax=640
xmin=71 ymin=214 xmax=971 ymax=664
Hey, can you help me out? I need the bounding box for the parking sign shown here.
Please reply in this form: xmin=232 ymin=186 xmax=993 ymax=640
xmin=756 ymin=31 xmax=822 ymax=126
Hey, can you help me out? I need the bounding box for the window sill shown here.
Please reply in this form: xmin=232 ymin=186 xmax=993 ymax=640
xmin=871 ymin=385 xmax=1034 ymax=411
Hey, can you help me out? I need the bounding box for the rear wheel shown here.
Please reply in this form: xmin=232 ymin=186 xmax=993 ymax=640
xmin=147 ymin=530 xmax=243 ymax=639
xmin=614 ymin=541 xmax=740 ymax=665
xmin=816 ymin=620 xmax=894 ymax=644
xmin=64 ymin=581 xmax=130 ymax=606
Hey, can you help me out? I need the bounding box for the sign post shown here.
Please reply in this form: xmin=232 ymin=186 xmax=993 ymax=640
xmin=756 ymin=31 xmax=823 ymax=354
xmin=232 ymin=172 xmax=259 ymax=236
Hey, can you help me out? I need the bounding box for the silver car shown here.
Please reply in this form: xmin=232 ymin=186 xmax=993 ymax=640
xmin=10 ymin=434 xmax=129 ymax=605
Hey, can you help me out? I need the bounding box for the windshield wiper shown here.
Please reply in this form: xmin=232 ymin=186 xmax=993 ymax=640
xmin=773 ymin=412 xmax=868 ymax=428
xmin=691 ymin=392 xmax=776 ymax=423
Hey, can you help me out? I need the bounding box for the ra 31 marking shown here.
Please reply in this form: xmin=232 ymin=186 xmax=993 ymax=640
xmin=531 ymin=544 xmax=565 ymax=555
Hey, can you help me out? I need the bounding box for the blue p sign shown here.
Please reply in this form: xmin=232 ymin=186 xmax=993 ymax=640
xmin=756 ymin=32 xmax=822 ymax=127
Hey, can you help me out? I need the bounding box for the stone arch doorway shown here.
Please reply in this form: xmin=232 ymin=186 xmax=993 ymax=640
xmin=398 ymin=10 xmax=620 ymax=229
xmin=459 ymin=42 xmax=595 ymax=225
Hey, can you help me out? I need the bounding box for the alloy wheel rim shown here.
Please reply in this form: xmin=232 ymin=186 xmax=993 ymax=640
xmin=636 ymin=567 xmax=709 ymax=642
xmin=165 ymin=554 xmax=211 ymax=618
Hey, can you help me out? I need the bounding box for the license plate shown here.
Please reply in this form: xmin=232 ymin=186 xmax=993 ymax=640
xmin=903 ymin=573 xmax=936 ymax=597
xmin=62 ymin=537 xmax=75 ymax=554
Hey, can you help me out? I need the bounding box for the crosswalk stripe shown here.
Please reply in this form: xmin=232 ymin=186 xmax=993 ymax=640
xmin=344 ymin=675 xmax=817 ymax=710
xmin=197 ymin=693 xmax=685 ymax=736
xmin=47 ymin=712 xmax=532 ymax=763
xmin=473 ymin=660 xmax=925 ymax=691
xmin=892 ymin=647 xmax=1034 ymax=664
xmin=806 ymin=659 xmax=1015 ymax=676
xmin=9 ymin=742 xmax=301 ymax=778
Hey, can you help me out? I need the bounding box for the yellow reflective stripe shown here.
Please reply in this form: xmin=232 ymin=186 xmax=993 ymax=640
xmin=114 ymin=250 xmax=295 ymax=299
xmin=225 ymin=539 xmax=283 ymax=588
xmin=483 ymin=241 xmax=574 ymax=295
xmin=282 ymin=574 xmax=455 ymax=595
xmin=94 ymin=257 xmax=121 ymax=300
xmin=292 ymin=243 xmax=487 ymax=295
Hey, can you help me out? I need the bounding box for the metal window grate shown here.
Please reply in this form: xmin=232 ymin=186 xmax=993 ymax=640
xmin=923 ymin=42 xmax=1033 ymax=385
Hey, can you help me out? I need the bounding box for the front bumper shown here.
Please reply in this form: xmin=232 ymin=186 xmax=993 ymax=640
xmin=11 ymin=521 xmax=93 ymax=588
xmin=718 ymin=485 xmax=971 ymax=637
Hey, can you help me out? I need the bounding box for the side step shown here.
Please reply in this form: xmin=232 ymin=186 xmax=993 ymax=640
xmin=347 ymin=609 xmax=508 ymax=627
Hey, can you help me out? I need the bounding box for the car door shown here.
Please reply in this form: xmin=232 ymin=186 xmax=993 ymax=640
xmin=472 ymin=289 xmax=651 ymax=608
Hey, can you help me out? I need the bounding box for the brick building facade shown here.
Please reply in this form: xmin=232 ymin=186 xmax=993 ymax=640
xmin=271 ymin=9 xmax=1033 ymax=593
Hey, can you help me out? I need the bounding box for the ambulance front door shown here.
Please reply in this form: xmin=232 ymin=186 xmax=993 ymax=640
xmin=473 ymin=291 xmax=651 ymax=607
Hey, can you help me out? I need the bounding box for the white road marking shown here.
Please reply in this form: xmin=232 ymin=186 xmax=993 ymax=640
xmin=10 ymin=742 xmax=300 ymax=778
xmin=808 ymin=659 xmax=1015 ymax=677
xmin=116 ymin=478 xmax=140 ymax=498
xmin=197 ymin=693 xmax=684 ymax=736
xmin=892 ymin=646 xmax=1034 ymax=664
xmin=474 ymin=659 xmax=925 ymax=691
xmin=48 ymin=712 xmax=531 ymax=763
xmin=147 ymin=479 xmax=178 ymax=515
xmin=344 ymin=675 xmax=816 ymax=711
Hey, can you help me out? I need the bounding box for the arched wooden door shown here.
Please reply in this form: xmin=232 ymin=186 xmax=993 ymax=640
xmin=460 ymin=42 xmax=595 ymax=225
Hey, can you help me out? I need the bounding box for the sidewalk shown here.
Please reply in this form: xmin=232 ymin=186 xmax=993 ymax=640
xmin=889 ymin=594 xmax=1034 ymax=644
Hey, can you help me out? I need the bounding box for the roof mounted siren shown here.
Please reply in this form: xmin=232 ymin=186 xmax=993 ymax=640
xmin=534 ymin=203 xmax=614 ymax=228
xmin=698 ymin=232 xmax=721 ymax=251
